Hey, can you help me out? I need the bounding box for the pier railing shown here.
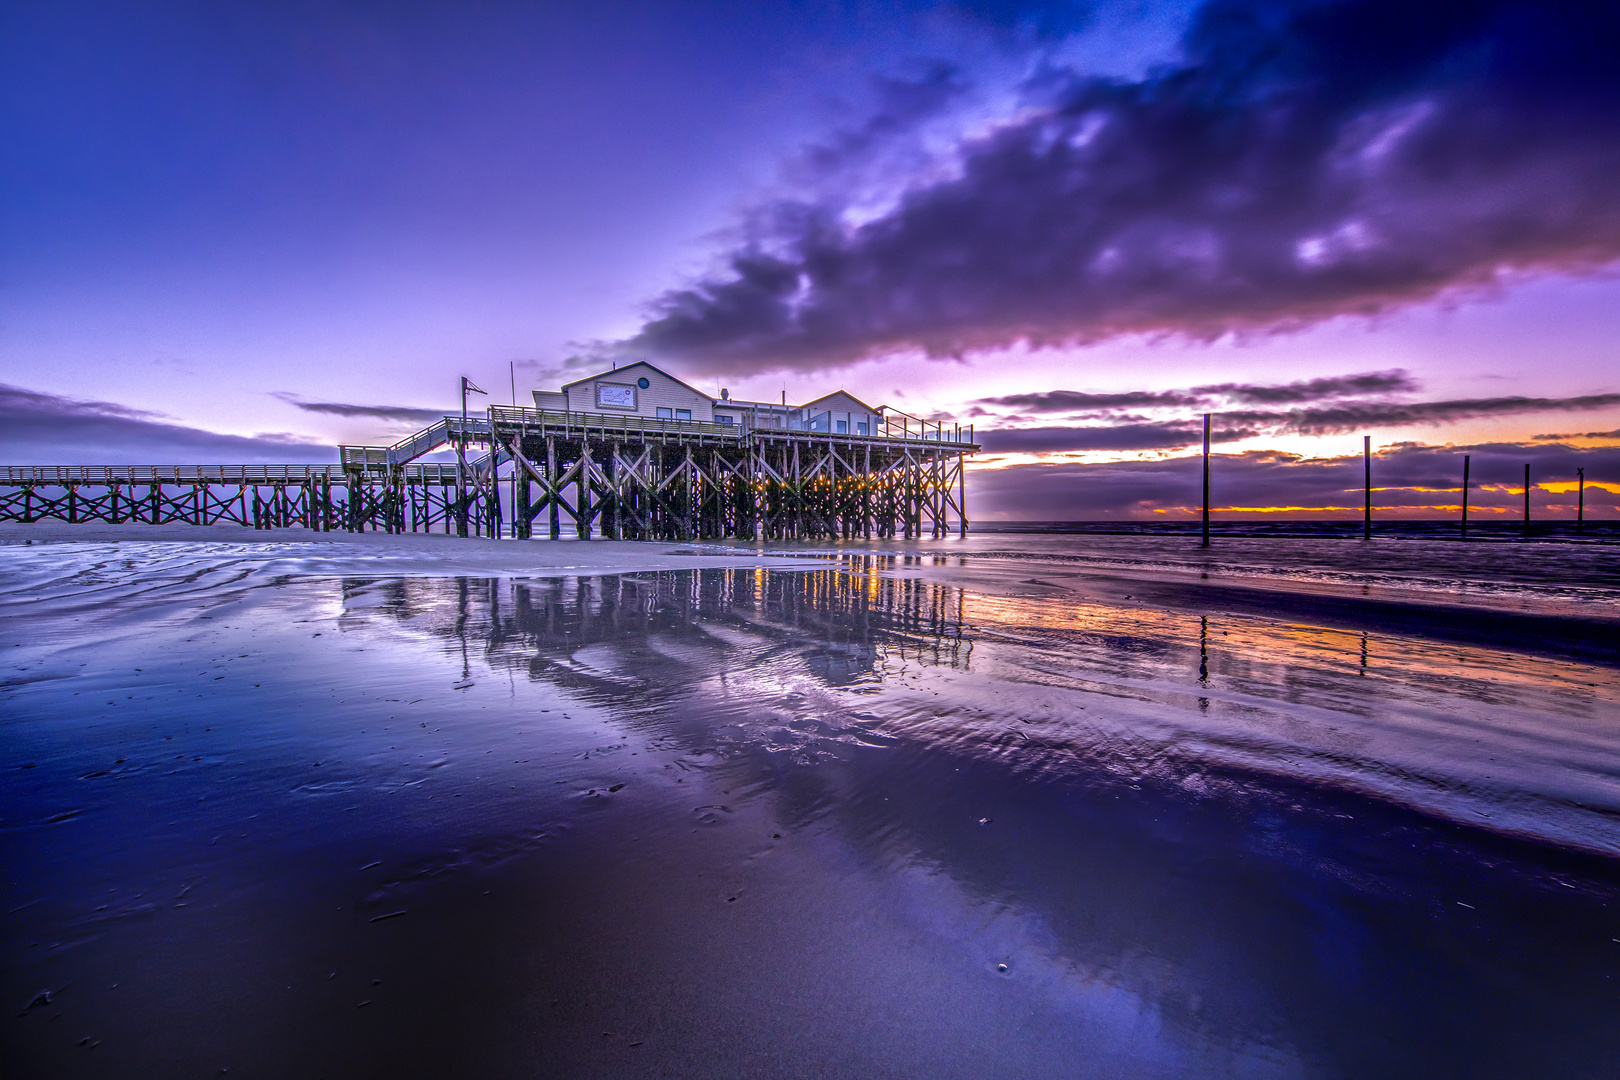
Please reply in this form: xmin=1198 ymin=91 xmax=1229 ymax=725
xmin=0 ymin=464 xmax=346 ymax=484
xmin=488 ymin=406 xmax=739 ymax=441
xmin=338 ymin=407 xmax=978 ymax=473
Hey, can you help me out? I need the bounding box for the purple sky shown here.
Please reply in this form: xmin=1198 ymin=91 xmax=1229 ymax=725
xmin=4 ymin=0 xmax=1618 ymax=518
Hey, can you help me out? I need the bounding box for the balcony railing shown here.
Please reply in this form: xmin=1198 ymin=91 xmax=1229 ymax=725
xmin=489 ymin=405 xmax=740 ymax=439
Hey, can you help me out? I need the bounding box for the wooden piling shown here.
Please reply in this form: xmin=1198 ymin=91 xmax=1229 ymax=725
xmin=1201 ymin=413 xmax=1211 ymax=548
xmin=1363 ymin=435 xmax=1371 ymax=541
xmin=1460 ymin=455 xmax=1470 ymax=540
xmin=1523 ymin=463 xmax=1531 ymax=536
xmin=1577 ymin=467 xmax=1585 ymax=534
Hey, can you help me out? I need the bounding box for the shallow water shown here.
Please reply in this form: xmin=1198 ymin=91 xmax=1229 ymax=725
xmin=3 ymin=541 xmax=1618 ymax=1078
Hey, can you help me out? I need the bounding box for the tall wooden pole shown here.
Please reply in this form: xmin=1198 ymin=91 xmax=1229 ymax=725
xmin=1201 ymin=413 xmax=1211 ymax=548
xmin=1363 ymin=435 xmax=1371 ymax=541
xmin=457 ymin=377 xmax=469 ymax=537
xmin=1577 ymin=467 xmax=1585 ymax=534
xmin=1460 ymin=455 xmax=1470 ymax=540
xmin=1523 ymin=462 xmax=1531 ymax=537
xmin=508 ymin=361 xmax=517 ymax=538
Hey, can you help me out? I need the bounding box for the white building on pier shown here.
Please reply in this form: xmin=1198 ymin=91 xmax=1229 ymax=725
xmin=532 ymin=360 xmax=887 ymax=436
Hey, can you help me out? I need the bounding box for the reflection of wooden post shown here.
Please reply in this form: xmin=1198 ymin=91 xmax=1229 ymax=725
xmin=1201 ymin=413 xmax=1211 ymax=548
xmin=1460 ymin=455 xmax=1470 ymax=540
xmin=1363 ymin=435 xmax=1372 ymax=541
xmin=1577 ymin=467 xmax=1585 ymax=534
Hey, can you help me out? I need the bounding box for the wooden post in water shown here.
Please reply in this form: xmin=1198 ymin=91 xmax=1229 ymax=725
xmin=1460 ymin=455 xmax=1470 ymax=540
xmin=1201 ymin=413 xmax=1211 ymax=548
xmin=1577 ymin=467 xmax=1585 ymax=534
xmin=1363 ymin=435 xmax=1372 ymax=540
xmin=1523 ymin=462 xmax=1531 ymax=537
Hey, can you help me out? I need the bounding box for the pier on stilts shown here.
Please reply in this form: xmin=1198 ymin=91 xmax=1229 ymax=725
xmin=0 ymin=406 xmax=978 ymax=541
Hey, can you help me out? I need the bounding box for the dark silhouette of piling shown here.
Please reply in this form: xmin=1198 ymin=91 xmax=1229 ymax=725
xmin=1577 ymin=467 xmax=1585 ymax=534
xmin=1201 ymin=413 xmax=1210 ymax=548
xmin=1363 ymin=435 xmax=1372 ymax=540
xmin=1523 ymin=463 xmax=1531 ymax=537
xmin=1460 ymin=455 xmax=1471 ymax=540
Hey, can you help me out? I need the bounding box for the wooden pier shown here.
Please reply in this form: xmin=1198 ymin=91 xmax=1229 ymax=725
xmin=1 ymin=405 xmax=978 ymax=540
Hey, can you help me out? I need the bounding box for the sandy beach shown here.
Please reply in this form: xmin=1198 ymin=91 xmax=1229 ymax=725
xmin=4 ymin=525 xmax=1618 ymax=1078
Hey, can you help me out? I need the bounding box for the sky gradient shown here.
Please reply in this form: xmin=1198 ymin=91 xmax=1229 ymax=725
xmin=4 ymin=0 xmax=1617 ymax=519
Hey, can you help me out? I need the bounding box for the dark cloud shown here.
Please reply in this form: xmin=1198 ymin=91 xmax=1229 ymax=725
xmin=1193 ymin=370 xmax=1419 ymax=405
xmin=977 ymin=385 xmax=1620 ymax=449
xmin=981 ymin=369 xmax=1416 ymax=413
xmin=0 ymin=384 xmax=329 ymax=465
xmin=978 ymin=421 xmax=1257 ymax=453
xmin=1270 ymin=393 xmax=1620 ymax=434
xmin=971 ymin=439 xmax=1620 ymax=518
xmin=632 ymin=0 xmax=1620 ymax=374
xmin=271 ymin=392 xmax=445 ymax=425
xmin=980 ymin=389 xmax=1198 ymax=412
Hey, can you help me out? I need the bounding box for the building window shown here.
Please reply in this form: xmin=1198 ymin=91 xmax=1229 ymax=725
xmin=856 ymin=422 xmax=868 ymax=436
xmin=656 ymin=407 xmax=673 ymax=419
xmin=596 ymin=383 xmax=636 ymax=409
xmin=716 ymin=414 xmax=734 ymax=425
xmin=836 ymin=420 xmax=848 ymax=433
xmin=637 ymin=377 xmax=650 ymax=389
xmin=675 ymin=409 xmax=692 ymax=421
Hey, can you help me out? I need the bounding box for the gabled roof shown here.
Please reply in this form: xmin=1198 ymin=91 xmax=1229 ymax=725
xmin=802 ymin=389 xmax=883 ymax=414
xmin=560 ymin=360 xmax=706 ymax=397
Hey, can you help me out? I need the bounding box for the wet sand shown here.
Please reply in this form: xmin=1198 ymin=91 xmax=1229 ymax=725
xmin=3 ymin=532 xmax=1618 ymax=1077
xmin=0 ymin=522 xmax=821 ymax=576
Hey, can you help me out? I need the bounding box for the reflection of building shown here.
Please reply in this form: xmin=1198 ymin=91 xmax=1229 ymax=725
xmin=339 ymin=566 xmax=971 ymax=693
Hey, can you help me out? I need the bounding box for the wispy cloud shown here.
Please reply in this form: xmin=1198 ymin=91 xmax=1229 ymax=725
xmin=1194 ymin=371 xmax=1420 ymax=406
xmin=1533 ymin=427 xmax=1620 ymax=442
xmin=1267 ymin=393 xmax=1620 ymax=435
xmin=973 ymin=374 xmax=1620 ymax=452
xmin=980 ymin=389 xmax=1201 ymax=413
xmin=981 ymin=370 xmax=1418 ymax=414
xmin=628 ymin=0 xmax=1620 ymax=374
xmin=0 ymin=384 xmax=328 ymax=465
xmin=271 ymin=392 xmax=445 ymax=425
xmin=979 ymin=421 xmax=1258 ymax=453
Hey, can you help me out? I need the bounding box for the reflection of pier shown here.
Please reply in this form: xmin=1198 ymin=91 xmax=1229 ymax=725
xmin=339 ymin=566 xmax=972 ymax=686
